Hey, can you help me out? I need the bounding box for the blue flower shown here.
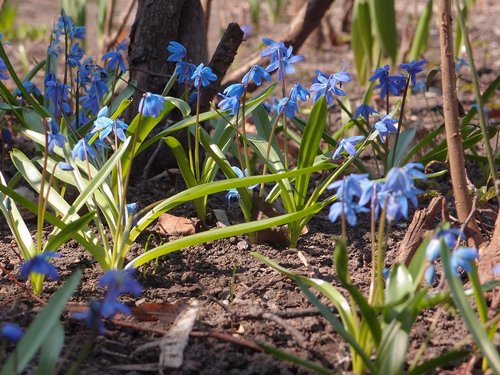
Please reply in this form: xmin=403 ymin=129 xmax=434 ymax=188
xmin=218 ymin=93 xmax=240 ymax=116
xmin=240 ymin=25 xmax=252 ymax=39
xmin=102 ymin=42 xmax=127 ymax=73
xmin=47 ymin=119 xmax=67 ymax=154
xmin=67 ymin=42 xmax=84 ymax=67
xmin=327 ymin=174 xmax=369 ymax=202
xmin=72 ymin=135 xmax=97 ymax=161
xmin=191 ymin=63 xmax=217 ymax=88
xmin=332 ymin=135 xmax=364 ymax=159
xmin=91 ymin=106 xmax=128 ymax=141
xmin=374 ymin=115 xmax=398 ymax=142
xmin=493 ymin=264 xmax=500 ymax=277
xmin=289 ymin=83 xmax=310 ymax=102
xmin=20 ymin=252 xmax=61 ymax=280
xmin=167 ymin=41 xmax=187 ymax=62
xmin=58 ymin=162 xmax=74 ymax=171
xmin=369 ymin=65 xmax=405 ymax=99
xmin=412 ymin=80 xmax=426 ymax=94
xmin=242 ymin=65 xmax=271 ymax=86
xmin=45 ymin=74 xmax=71 ymax=116
xmin=385 ymin=191 xmax=409 ymax=222
xmin=175 ymin=61 xmax=196 ymax=84
xmin=0 ymin=57 xmax=9 ymax=80
xmin=424 ymin=265 xmax=436 ymax=285
xmin=451 ymin=247 xmax=479 ymax=275
xmin=139 ymin=92 xmax=166 ymax=118
xmin=455 ymin=58 xmax=468 ymax=71
xmin=425 ymin=239 xmax=442 ymax=262
xmin=0 ymin=322 xmax=23 ymax=343
xmin=399 ymin=60 xmax=426 ymax=86
xmin=328 ymin=200 xmax=368 ymax=226
xmin=99 ymin=269 xmax=143 ymax=297
xmin=425 ymin=228 xmax=464 ymax=262
xmin=2 ymin=128 xmax=12 ymax=144
xmin=260 ymin=38 xmax=287 ymax=62
xmin=310 ymin=70 xmax=348 ymax=106
xmin=225 ymin=167 xmax=258 ymax=208
xmin=265 ymin=45 xmax=304 ymax=80
xmin=15 ymin=80 xmax=41 ymax=98
xmin=354 ymin=104 xmax=378 ymax=122
xmin=277 ymin=97 xmax=298 ymax=118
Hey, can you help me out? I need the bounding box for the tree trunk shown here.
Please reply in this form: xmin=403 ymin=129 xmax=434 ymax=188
xmin=127 ymin=0 xmax=207 ymax=177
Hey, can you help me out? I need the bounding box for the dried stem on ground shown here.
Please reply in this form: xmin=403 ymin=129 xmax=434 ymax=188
xmin=438 ymin=0 xmax=484 ymax=246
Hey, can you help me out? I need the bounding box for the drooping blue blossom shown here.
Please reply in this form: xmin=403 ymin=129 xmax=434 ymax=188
xmin=399 ymin=60 xmax=426 ymax=86
xmin=374 ymin=115 xmax=398 ymax=142
xmin=260 ymin=37 xmax=287 ymax=62
xmin=454 ymin=57 xmax=468 ymax=72
xmin=58 ymin=161 xmax=74 ymax=171
xmin=424 ymin=265 xmax=436 ymax=285
xmin=425 ymin=227 xmax=464 ymax=261
xmin=47 ymin=119 xmax=67 ymax=154
xmin=225 ymin=167 xmax=258 ymax=208
xmin=276 ymin=97 xmax=298 ymax=118
xmin=385 ymin=191 xmax=410 ymax=222
xmin=90 ymin=106 xmax=128 ymax=141
xmin=327 ymin=174 xmax=369 ymax=203
xmin=369 ymin=65 xmax=405 ymax=100
xmin=242 ymin=65 xmax=272 ymax=86
xmin=310 ymin=70 xmax=349 ymax=106
xmin=175 ymin=61 xmax=196 ymax=84
xmin=412 ymin=80 xmax=427 ymax=94
xmin=167 ymin=41 xmax=187 ymax=62
xmin=354 ymin=104 xmax=378 ymax=122
xmin=47 ymin=40 xmax=63 ymax=58
xmin=139 ymin=92 xmax=166 ymax=118
xmin=15 ymin=80 xmax=42 ymax=99
xmin=332 ymin=135 xmax=365 ymax=159
xmin=2 ymin=128 xmax=12 ymax=144
xmin=99 ymin=269 xmax=143 ymax=297
xmin=79 ymin=65 xmax=109 ymax=115
xmin=0 ymin=323 xmax=23 ymax=343
xmin=240 ymin=25 xmax=253 ymax=39
xmin=45 ymin=73 xmax=71 ymax=117
xmin=384 ymin=164 xmax=424 ymax=207
xmin=72 ymin=136 xmax=97 ymax=161
xmin=328 ymin=200 xmax=368 ymax=226
xmin=102 ymin=40 xmax=127 ymax=73
xmin=191 ymin=63 xmax=217 ymax=88
xmin=451 ymin=247 xmax=479 ymax=275
xmin=0 ymin=57 xmax=9 ymax=80
xmin=265 ymin=45 xmax=304 ymax=80
xmin=20 ymin=252 xmax=61 ymax=280
xmin=67 ymin=42 xmax=84 ymax=67
xmin=289 ymin=83 xmax=310 ymax=102
xmin=74 ymin=270 xmax=143 ymax=335
xmin=218 ymin=93 xmax=240 ymax=116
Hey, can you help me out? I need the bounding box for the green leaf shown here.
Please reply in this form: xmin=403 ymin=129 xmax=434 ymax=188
xmin=385 ymin=264 xmax=414 ymax=314
xmin=295 ymin=96 xmax=328 ymax=210
xmin=352 ymin=0 xmax=373 ymax=83
xmin=375 ymin=321 xmax=408 ymax=375
xmin=137 ymin=84 xmax=276 ymax=156
xmin=441 ymin=244 xmax=500 ymax=373
xmin=44 ymin=211 xmax=95 ymax=252
xmin=387 ymin=128 xmax=416 ymax=169
xmin=334 ymin=238 xmax=382 ymax=344
xmin=0 ymin=272 xmax=81 ymax=375
xmin=127 ymin=204 xmax=324 ymax=268
xmin=409 ymin=0 xmax=433 ymax=60
xmin=408 ymin=350 xmax=469 ymax=375
xmin=370 ymin=0 xmax=398 ymax=62
xmin=258 ymin=342 xmax=334 ymax=375
xmin=36 ymin=321 xmax=64 ymax=375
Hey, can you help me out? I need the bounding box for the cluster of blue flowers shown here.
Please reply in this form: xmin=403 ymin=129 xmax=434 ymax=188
xmin=74 ymin=269 xmax=143 ymax=335
xmin=424 ymin=228 xmax=479 ymax=284
xmin=225 ymin=166 xmax=258 ymax=207
xmin=327 ymin=163 xmax=427 ymax=226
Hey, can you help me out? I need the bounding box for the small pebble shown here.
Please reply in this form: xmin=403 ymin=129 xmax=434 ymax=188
xmin=237 ymin=240 xmax=250 ymax=251
xmin=229 ymin=236 xmax=237 ymax=244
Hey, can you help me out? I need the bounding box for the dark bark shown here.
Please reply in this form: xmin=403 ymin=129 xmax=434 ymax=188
xmin=127 ymin=0 xmax=207 ymax=177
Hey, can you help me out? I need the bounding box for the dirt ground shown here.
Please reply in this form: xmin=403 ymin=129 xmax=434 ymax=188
xmin=1 ymin=0 xmax=500 ymax=374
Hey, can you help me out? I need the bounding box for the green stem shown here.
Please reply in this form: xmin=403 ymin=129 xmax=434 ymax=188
xmin=391 ymin=76 xmax=410 ymax=168
xmin=194 ymin=85 xmax=202 ymax=181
